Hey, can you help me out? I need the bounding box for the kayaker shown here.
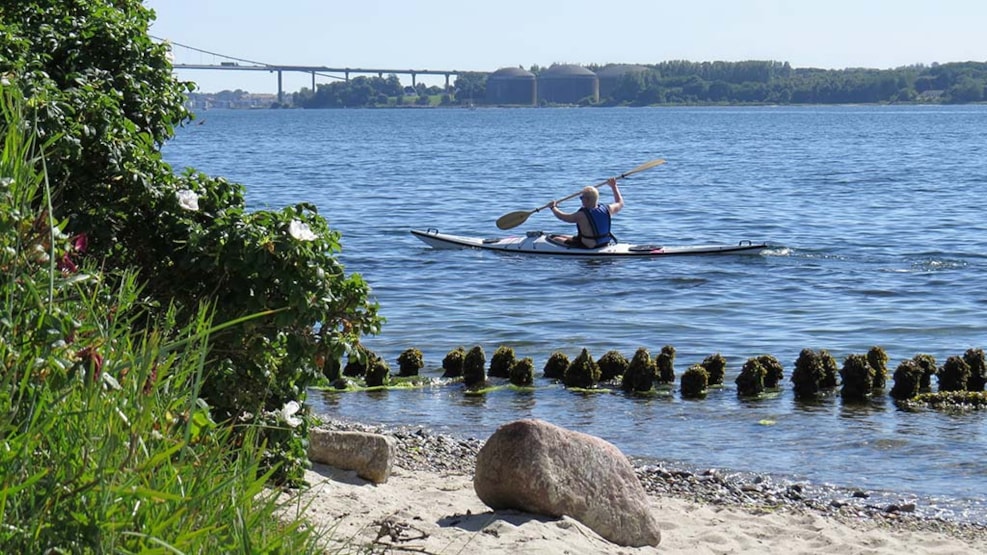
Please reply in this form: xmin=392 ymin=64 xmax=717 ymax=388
xmin=548 ymin=177 xmax=624 ymax=248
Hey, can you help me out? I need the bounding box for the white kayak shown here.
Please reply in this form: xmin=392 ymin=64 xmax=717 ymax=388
xmin=411 ymin=229 xmax=768 ymax=257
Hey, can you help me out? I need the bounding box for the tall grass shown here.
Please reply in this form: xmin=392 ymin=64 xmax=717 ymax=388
xmin=0 ymin=86 xmax=321 ymax=552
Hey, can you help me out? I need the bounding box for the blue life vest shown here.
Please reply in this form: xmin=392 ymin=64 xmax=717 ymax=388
xmin=578 ymin=205 xmax=614 ymax=247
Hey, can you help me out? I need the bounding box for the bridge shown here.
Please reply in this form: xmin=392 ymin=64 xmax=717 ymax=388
xmin=173 ymin=63 xmax=476 ymax=103
xmin=160 ymin=37 xmax=485 ymax=104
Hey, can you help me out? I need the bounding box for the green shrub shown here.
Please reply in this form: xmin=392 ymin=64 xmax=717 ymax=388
xmin=489 ymin=345 xmax=517 ymax=378
xmin=509 ymin=357 xmax=535 ymax=386
xmin=564 ymin=348 xmax=600 ymax=388
xmin=680 ymin=364 xmax=709 ymax=398
xmin=621 ymin=348 xmax=656 ymax=393
xmin=0 ymin=1 xmax=383 ymax=484
xmin=656 ymin=344 xmax=676 ymax=384
xmin=442 ymin=346 xmax=466 ymax=378
xmin=597 ymin=350 xmax=629 ymax=381
xmin=463 ymin=345 xmax=486 ymax=388
xmin=700 ymin=353 xmax=727 ymax=385
xmin=396 ymin=347 xmax=424 ymax=377
xmin=543 ymin=351 xmax=569 ymax=379
xmin=0 ymin=91 xmax=317 ymax=551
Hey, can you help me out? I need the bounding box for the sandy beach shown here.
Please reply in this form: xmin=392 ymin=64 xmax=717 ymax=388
xmin=287 ymin=420 xmax=987 ymax=554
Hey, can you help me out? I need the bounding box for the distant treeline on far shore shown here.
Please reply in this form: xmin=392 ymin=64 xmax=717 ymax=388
xmin=188 ymin=60 xmax=987 ymax=110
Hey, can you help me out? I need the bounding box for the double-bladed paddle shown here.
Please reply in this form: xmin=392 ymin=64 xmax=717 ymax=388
xmin=495 ymin=158 xmax=666 ymax=230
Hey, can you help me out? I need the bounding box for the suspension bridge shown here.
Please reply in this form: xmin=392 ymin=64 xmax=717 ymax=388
xmin=158 ymin=37 xmax=482 ymax=103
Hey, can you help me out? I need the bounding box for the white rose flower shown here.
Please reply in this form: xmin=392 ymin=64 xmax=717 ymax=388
xmin=288 ymin=219 xmax=317 ymax=241
xmin=279 ymin=401 xmax=303 ymax=428
xmin=176 ymin=189 xmax=199 ymax=211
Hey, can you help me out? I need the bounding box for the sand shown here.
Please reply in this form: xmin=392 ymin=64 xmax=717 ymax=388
xmin=286 ymin=462 xmax=987 ymax=554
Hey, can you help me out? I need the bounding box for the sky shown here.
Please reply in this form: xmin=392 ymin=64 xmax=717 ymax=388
xmin=145 ymin=0 xmax=987 ymax=94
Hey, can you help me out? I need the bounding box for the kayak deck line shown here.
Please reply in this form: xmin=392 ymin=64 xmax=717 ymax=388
xmin=410 ymin=229 xmax=768 ymax=257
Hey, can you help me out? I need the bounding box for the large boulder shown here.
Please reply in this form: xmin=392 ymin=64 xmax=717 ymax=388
xmin=308 ymin=429 xmax=396 ymax=484
xmin=473 ymin=419 xmax=661 ymax=547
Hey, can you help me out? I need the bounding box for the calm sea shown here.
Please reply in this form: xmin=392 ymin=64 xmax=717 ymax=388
xmin=163 ymin=105 xmax=987 ymax=522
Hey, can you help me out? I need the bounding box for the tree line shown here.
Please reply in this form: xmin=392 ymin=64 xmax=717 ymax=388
xmin=291 ymin=60 xmax=987 ymax=108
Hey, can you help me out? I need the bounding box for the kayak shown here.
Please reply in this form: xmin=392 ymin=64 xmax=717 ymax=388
xmin=411 ymin=229 xmax=768 ymax=257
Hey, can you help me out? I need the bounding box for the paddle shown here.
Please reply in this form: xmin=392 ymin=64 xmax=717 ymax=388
xmin=495 ymin=159 xmax=666 ymax=230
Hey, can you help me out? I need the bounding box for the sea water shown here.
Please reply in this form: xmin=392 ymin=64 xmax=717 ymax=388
xmin=164 ymin=105 xmax=987 ymax=521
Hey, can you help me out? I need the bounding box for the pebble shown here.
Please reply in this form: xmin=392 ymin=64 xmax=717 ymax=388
xmin=319 ymin=418 xmax=987 ymax=542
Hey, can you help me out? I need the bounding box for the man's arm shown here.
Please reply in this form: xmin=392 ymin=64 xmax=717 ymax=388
xmin=549 ymin=201 xmax=579 ymax=223
xmin=607 ymin=178 xmax=624 ymax=215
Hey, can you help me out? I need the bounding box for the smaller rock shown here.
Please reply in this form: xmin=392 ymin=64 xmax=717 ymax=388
xmin=308 ymin=429 xmax=396 ymax=483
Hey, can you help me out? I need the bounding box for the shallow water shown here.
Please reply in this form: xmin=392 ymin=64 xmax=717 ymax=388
xmin=164 ymin=105 xmax=987 ymax=522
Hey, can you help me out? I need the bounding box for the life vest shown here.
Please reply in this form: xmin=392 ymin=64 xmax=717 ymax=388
xmin=577 ymin=205 xmax=614 ymax=248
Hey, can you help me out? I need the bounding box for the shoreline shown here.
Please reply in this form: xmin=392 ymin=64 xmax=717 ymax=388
xmin=294 ymin=417 xmax=987 ymax=553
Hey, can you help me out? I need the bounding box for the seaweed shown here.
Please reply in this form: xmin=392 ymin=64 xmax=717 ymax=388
xmin=680 ymin=364 xmax=709 ymax=399
xmin=442 ymin=346 xmax=466 ymax=378
xmin=543 ymin=351 xmax=570 ymax=380
xmin=563 ymin=348 xmax=601 ymax=389
xmin=840 ymin=353 xmax=875 ymax=401
xmin=700 ymin=353 xmax=727 ymax=386
xmin=620 ymin=348 xmax=655 ymax=393
xmin=463 ymin=345 xmax=487 ymax=388
xmin=396 ymin=347 xmax=424 ymax=377
xmin=509 ymin=357 xmax=535 ymax=386
xmin=597 ymin=350 xmax=629 ymax=382
xmin=937 ymin=355 xmax=971 ymax=392
xmin=489 ymin=345 xmax=517 ymax=378
xmin=890 ymin=359 xmax=924 ymax=400
xmin=736 ymin=357 xmax=767 ymax=397
xmin=656 ymin=344 xmax=676 ymax=384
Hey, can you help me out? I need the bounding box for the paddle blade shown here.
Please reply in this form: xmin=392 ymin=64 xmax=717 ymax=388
xmin=621 ymin=158 xmax=666 ymax=178
xmin=496 ymin=210 xmax=532 ymax=230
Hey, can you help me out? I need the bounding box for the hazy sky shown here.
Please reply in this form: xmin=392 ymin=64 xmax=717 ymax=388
xmin=145 ymin=0 xmax=987 ymax=94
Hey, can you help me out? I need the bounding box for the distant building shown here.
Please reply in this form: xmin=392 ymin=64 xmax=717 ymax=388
xmin=485 ymin=67 xmax=537 ymax=105
xmin=538 ymin=64 xmax=599 ymax=105
xmin=595 ymin=64 xmax=650 ymax=99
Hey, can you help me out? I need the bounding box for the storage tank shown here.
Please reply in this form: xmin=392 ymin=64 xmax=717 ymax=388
xmin=537 ymin=64 xmax=599 ymax=104
xmin=596 ymin=64 xmax=650 ymax=99
xmin=485 ymin=67 xmax=537 ymax=106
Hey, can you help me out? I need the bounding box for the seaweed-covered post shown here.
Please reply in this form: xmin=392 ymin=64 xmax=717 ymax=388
xmin=442 ymin=346 xmax=467 ymax=378
xmin=963 ymin=348 xmax=986 ymax=391
xmin=489 ymin=346 xmax=517 ymax=379
xmin=912 ymin=353 xmax=938 ymax=392
xmin=343 ymin=344 xmax=378 ymax=378
xmin=680 ymin=364 xmax=709 ymax=399
xmin=937 ymin=355 xmax=971 ymax=392
xmin=736 ymin=357 xmax=767 ymax=397
xmin=757 ymin=354 xmax=785 ymax=389
xmin=819 ymin=349 xmax=840 ymax=389
xmin=620 ymin=348 xmax=656 ymax=393
xmin=365 ymin=357 xmax=391 ymax=387
xmin=890 ymin=359 xmax=924 ymax=400
xmin=791 ymin=348 xmax=826 ymax=399
xmin=563 ymin=348 xmax=601 ymax=389
xmin=543 ymin=351 xmax=570 ymax=380
xmin=839 ymin=353 xmax=875 ymax=401
xmin=509 ymin=357 xmax=535 ymax=386
xmin=463 ymin=345 xmax=487 ymax=388
xmin=656 ymin=345 xmax=676 ymax=385
xmin=597 ymin=350 xmax=629 ymax=382
xmin=700 ymin=353 xmax=727 ymax=386
xmin=396 ymin=347 xmax=424 ymax=377
xmin=866 ymin=346 xmax=889 ymax=390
